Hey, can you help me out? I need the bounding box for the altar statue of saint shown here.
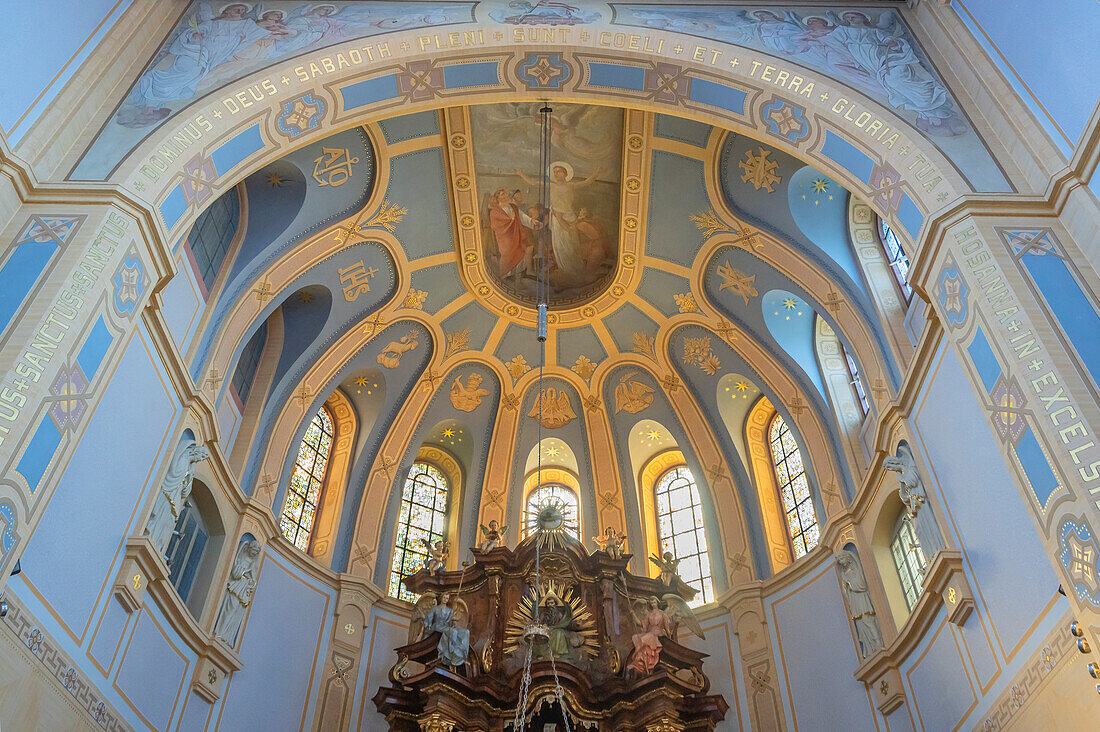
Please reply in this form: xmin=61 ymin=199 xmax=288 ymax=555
xmin=539 ymin=587 xmax=584 ymax=660
xmin=214 ymin=539 xmax=262 ymax=645
xmin=478 ymin=519 xmax=508 ymax=551
xmin=421 ymin=592 xmax=470 ymax=668
xmin=594 ymin=526 xmax=626 ymax=559
xmin=146 ymin=437 xmax=210 ymax=555
xmin=627 ymin=596 xmax=673 ymax=675
xmin=649 ymin=551 xmax=680 ymax=587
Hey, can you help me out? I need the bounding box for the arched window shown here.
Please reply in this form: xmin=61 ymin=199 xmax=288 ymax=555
xmin=280 ymin=406 xmax=334 ymax=552
xmin=654 ymin=466 xmax=713 ymax=605
xmin=388 ymin=462 xmax=450 ymax=602
xmin=890 ymin=515 xmax=928 ymax=610
xmin=842 ymin=344 xmax=870 ymax=416
xmin=232 ymin=321 xmax=267 ymax=406
xmin=166 ymin=498 xmax=208 ymax=604
xmin=187 ymin=188 xmax=240 ymax=293
xmin=768 ymin=415 xmax=820 ymax=559
xmin=525 ymin=484 xmax=580 ymax=540
xmin=879 ymin=219 xmax=913 ymax=303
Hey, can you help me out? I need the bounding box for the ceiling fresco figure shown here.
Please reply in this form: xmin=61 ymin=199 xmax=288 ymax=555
xmin=471 ymin=102 xmax=622 ymax=306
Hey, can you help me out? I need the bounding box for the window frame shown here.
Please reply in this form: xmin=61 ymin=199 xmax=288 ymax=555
xmin=524 ymin=483 xmax=581 ymax=540
xmin=767 ymin=413 xmax=820 ymax=559
xmin=890 ymin=513 xmax=928 ymax=611
xmin=165 ymin=497 xmax=209 ymax=604
xmin=388 ymin=461 xmax=451 ymax=602
xmin=878 ymin=218 xmax=914 ymax=304
xmin=841 ymin=344 xmax=871 ymax=417
xmin=280 ymin=406 xmax=335 ymax=553
xmin=653 ymin=464 xmax=713 ymax=606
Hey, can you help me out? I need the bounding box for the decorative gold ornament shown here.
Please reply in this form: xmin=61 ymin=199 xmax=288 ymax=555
xmin=739 ymin=146 xmax=781 ymax=192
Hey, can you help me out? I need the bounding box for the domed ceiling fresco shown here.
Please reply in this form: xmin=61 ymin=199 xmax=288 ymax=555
xmin=168 ymin=96 xmax=905 ymax=595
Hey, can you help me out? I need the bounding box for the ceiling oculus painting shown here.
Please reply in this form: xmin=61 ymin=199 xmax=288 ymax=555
xmin=470 ymin=103 xmax=623 ymax=308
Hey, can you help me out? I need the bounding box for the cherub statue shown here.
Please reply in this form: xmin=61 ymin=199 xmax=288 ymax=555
xmin=594 ymin=526 xmax=626 ymax=559
xmin=478 ymin=519 xmax=508 ymax=551
xmin=423 ymin=538 xmax=449 ymax=574
xmin=649 ymin=551 xmax=680 ymax=586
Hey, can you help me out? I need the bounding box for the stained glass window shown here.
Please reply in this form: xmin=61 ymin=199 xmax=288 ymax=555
xmin=768 ymin=414 xmax=820 ymax=559
xmin=525 ymin=484 xmax=580 ymax=540
xmin=388 ymin=462 xmax=450 ymax=602
xmin=654 ymin=466 xmax=713 ymax=606
xmin=879 ymin=219 xmax=913 ymax=303
xmin=280 ymin=407 xmax=333 ymax=552
xmin=891 ymin=515 xmax=928 ymax=610
xmin=166 ymin=498 xmax=208 ymax=604
xmin=842 ymin=344 xmax=870 ymax=417
xmin=232 ymin=321 xmax=267 ymax=405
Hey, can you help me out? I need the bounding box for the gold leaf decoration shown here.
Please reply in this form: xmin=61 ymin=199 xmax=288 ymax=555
xmin=632 ymin=332 xmax=656 ymax=360
xmin=445 ymin=329 xmax=471 ymax=359
xmin=674 ymin=292 xmax=698 ymax=313
xmin=571 ymin=355 xmax=596 ymax=380
xmin=365 ymin=199 xmax=407 ymax=231
xmin=506 ymin=355 xmax=530 ymax=379
xmin=690 ymin=208 xmax=733 ymax=239
xmin=403 ymin=288 xmax=427 ymax=310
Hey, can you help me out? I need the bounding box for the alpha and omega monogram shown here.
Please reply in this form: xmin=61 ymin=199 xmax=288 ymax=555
xmin=313 ymin=147 xmax=360 ymax=187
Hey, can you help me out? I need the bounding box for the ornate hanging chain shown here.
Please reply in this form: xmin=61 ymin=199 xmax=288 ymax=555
xmin=512 ymin=643 xmax=534 ymax=731
xmin=548 ymin=651 xmax=573 ymax=732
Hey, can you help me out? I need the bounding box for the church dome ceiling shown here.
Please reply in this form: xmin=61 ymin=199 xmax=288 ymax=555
xmin=185 ymin=100 xmax=894 ymax=578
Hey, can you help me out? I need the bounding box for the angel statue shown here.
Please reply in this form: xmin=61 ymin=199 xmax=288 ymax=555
xmin=478 ymin=520 xmax=508 ymax=551
xmin=650 ymin=551 xmax=680 ymax=587
xmin=423 ymin=538 xmax=450 ymax=574
xmin=883 ymin=450 xmax=945 ymax=559
xmin=214 ymin=539 xmax=262 ymax=646
xmin=626 ymin=594 xmax=705 ymax=676
xmin=412 ymin=592 xmax=470 ymax=668
xmin=594 ymin=526 xmax=626 ymax=559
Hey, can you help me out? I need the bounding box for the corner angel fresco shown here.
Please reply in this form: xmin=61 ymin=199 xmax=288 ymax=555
xmin=72 ymin=1 xmax=474 ymax=179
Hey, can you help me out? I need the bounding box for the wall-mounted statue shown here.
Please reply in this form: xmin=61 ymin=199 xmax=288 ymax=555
xmin=415 ymin=592 xmax=470 ymax=668
xmin=650 ymin=551 xmax=680 ymax=586
xmin=214 ymin=539 xmax=262 ymax=646
xmin=836 ymin=550 xmax=883 ymax=659
xmin=478 ymin=520 xmax=508 ymax=551
xmin=626 ymin=593 xmax=703 ymax=676
xmin=146 ymin=437 xmax=210 ymax=556
xmin=884 ymin=448 xmax=945 ymax=559
xmin=594 ymin=526 xmax=626 ymax=559
xmin=424 ymin=538 xmax=450 ymax=573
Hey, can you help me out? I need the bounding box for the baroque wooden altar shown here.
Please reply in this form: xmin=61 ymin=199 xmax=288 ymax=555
xmin=372 ymin=535 xmax=728 ymax=731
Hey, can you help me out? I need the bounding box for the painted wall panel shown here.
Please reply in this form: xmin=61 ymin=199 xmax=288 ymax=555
xmin=161 ymin=252 xmax=204 ymax=354
xmin=954 ymin=0 xmax=1100 ymax=149
xmin=177 ymin=693 xmax=213 ymax=732
xmin=770 ymin=564 xmax=876 ymax=732
xmin=359 ymin=606 xmax=408 ymax=731
xmin=21 ymin=330 xmax=178 ymax=638
xmin=88 ymin=596 xmax=129 ymax=676
xmin=114 ymin=608 xmax=190 ymax=732
xmin=904 ymin=616 xmax=975 ymax=731
xmin=0 ymin=0 xmax=134 ymax=141
xmin=681 ymin=613 xmax=744 ymax=731
xmin=217 ymin=551 xmax=331 ymax=732
xmin=913 ymin=343 xmax=1057 ymax=657
xmin=216 ymin=395 xmax=242 ymax=457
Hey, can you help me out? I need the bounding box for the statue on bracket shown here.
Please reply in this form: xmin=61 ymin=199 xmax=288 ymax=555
xmin=478 ymin=520 xmax=508 ymax=551
xmin=413 ymin=592 xmax=471 ymax=669
xmin=423 ymin=538 xmax=450 ymax=574
xmin=146 ymin=436 xmax=210 ymax=556
xmin=836 ymin=549 xmax=884 ymax=659
xmin=884 ymin=448 xmax=945 ymax=559
xmin=214 ymin=539 xmax=262 ymax=646
xmin=594 ymin=526 xmax=626 ymax=559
